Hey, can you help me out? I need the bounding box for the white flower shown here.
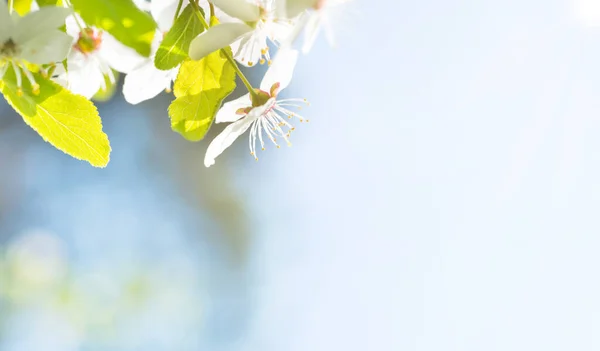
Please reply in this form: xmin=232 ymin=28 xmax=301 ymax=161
xmin=204 ymin=48 xmax=308 ymax=167
xmin=189 ymin=0 xmax=293 ymax=67
xmin=123 ymin=0 xmax=185 ymax=104
xmin=54 ymin=15 xmax=145 ymax=98
xmin=122 ymin=40 xmax=179 ymax=104
xmin=281 ymin=0 xmax=349 ymax=53
xmin=0 ymin=2 xmax=72 ymax=95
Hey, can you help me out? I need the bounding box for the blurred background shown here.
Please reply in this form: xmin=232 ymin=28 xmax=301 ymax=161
xmin=3 ymin=0 xmax=600 ymax=349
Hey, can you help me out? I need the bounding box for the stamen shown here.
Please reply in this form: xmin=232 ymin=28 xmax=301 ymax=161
xmin=10 ymin=61 xmax=23 ymax=96
xmin=0 ymin=64 xmax=8 ymax=80
xmin=21 ymin=65 xmax=40 ymax=95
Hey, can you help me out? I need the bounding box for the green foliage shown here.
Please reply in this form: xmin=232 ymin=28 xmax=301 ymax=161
xmin=34 ymin=0 xmax=62 ymax=6
xmin=0 ymin=66 xmax=111 ymax=167
xmin=155 ymin=5 xmax=204 ymax=71
xmin=13 ymin=0 xmax=32 ymax=15
xmin=70 ymin=0 xmax=156 ymax=56
xmin=168 ymin=48 xmax=236 ymax=141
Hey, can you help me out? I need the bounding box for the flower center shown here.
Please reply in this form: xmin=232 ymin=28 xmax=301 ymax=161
xmin=0 ymin=39 xmax=20 ymax=58
xmin=74 ymin=28 xmax=102 ymax=54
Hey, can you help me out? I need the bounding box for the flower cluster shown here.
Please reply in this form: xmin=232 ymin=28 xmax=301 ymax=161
xmin=0 ymin=0 xmax=349 ymax=168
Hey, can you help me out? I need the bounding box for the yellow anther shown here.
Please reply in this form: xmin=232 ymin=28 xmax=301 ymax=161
xmin=16 ymin=87 xmax=23 ymax=97
xmin=260 ymin=58 xmax=265 ymax=65
xmin=32 ymin=84 xmax=40 ymax=96
xmin=276 ymin=145 xmax=281 ymax=149
xmin=267 ymin=60 xmax=272 ymax=66
xmin=248 ymin=61 xmax=254 ymax=66
xmin=262 ymin=147 xmax=265 ymax=151
xmin=165 ymin=87 xmax=172 ymax=93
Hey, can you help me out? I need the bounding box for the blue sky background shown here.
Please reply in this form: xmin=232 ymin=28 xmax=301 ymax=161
xmin=2 ymin=0 xmax=600 ymax=350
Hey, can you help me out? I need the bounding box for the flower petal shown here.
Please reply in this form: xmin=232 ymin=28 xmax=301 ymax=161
xmin=204 ymin=115 xmax=257 ymax=167
xmin=64 ymin=14 xmax=81 ymax=38
xmin=99 ymin=33 xmax=146 ymax=73
xmin=0 ymin=1 xmax=14 ymax=44
xmin=151 ymin=0 xmax=189 ymax=31
xmin=123 ymin=61 xmax=176 ymax=104
xmin=210 ymin=0 xmax=260 ymax=22
xmin=133 ymin=0 xmax=151 ymax=11
xmin=189 ymin=23 xmax=252 ymax=61
xmin=283 ymin=0 xmax=317 ymax=18
xmin=301 ymin=11 xmax=322 ymax=53
xmin=19 ymin=30 xmax=72 ymax=64
xmin=61 ymin=54 xmax=106 ymax=98
xmin=13 ymin=6 xmax=71 ymax=44
xmin=260 ymin=48 xmax=298 ymax=91
xmin=231 ymin=30 xmax=267 ymax=67
xmin=215 ymin=93 xmax=251 ymax=123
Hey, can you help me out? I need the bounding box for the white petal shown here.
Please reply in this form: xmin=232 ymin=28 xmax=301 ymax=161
xmin=13 ymin=6 xmax=71 ymax=44
xmin=210 ymin=0 xmax=260 ymax=22
xmin=204 ymin=115 xmax=257 ymax=167
xmin=215 ymin=93 xmax=251 ymax=123
xmin=260 ymin=47 xmax=298 ymax=91
xmin=232 ymin=30 xmax=267 ymax=67
xmin=19 ymin=30 xmax=72 ymax=64
xmin=0 ymin=0 xmax=14 ymax=44
xmin=264 ymin=19 xmax=294 ymax=43
xmin=151 ymin=0 xmax=189 ymax=31
xmin=99 ymin=33 xmax=146 ymax=73
xmin=133 ymin=0 xmax=151 ymax=11
xmin=189 ymin=23 xmax=252 ymax=61
xmin=64 ymin=14 xmax=81 ymax=38
xmin=123 ymin=60 xmax=174 ymax=104
xmin=284 ymin=0 xmax=317 ymax=18
xmin=301 ymin=11 xmax=322 ymax=53
xmin=63 ymin=54 xmax=106 ymax=98
xmin=279 ymin=11 xmax=308 ymax=49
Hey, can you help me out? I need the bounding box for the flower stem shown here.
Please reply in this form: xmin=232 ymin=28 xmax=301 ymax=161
xmin=173 ymin=0 xmax=184 ymax=23
xmin=189 ymin=0 xmax=258 ymax=100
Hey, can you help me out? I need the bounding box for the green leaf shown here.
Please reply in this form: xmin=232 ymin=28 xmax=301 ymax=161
xmin=0 ymin=66 xmax=111 ymax=167
xmin=155 ymin=4 xmax=204 ymax=71
xmin=13 ymin=0 xmax=32 ymax=15
xmin=168 ymin=48 xmax=236 ymax=141
xmin=70 ymin=0 xmax=156 ymax=56
xmin=35 ymin=0 xmax=62 ymax=6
